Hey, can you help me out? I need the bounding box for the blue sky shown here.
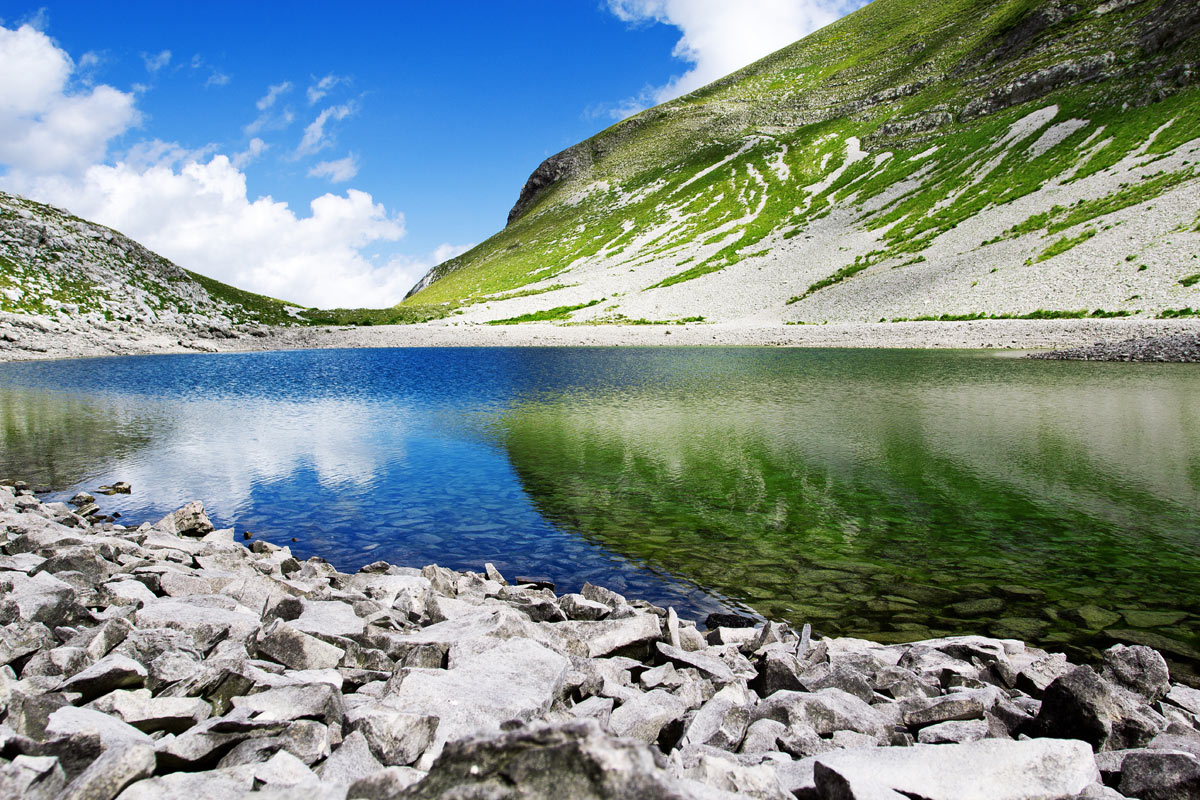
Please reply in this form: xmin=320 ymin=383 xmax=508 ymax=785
xmin=0 ymin=1 xmax=864 ymax=307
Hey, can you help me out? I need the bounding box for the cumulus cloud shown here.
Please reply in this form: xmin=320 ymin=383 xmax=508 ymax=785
xmin=604 ymin=0 xmax=862 ymax=115
xmin=0 ymin=22 xmax=432 ymax=309
xmin=296 ymin=102 xmax=355 ymax=157
xmin=0 ymin=24 xmax=139 ymax=174
xmin=307 ymin=154 xmax=358 ymax=183
xmin=307 ymin=73 xmax=346 ymax=105
xmin=142 ymin=48 xmax=170 ymax=73
xmin=18 ymin=157 xmax=416 ymax=308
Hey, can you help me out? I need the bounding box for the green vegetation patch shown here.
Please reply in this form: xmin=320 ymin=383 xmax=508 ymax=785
xmin=890 ymin=309 xmax=1131 ymax=322
xmin=1179 ymin=274 xmax=1200 ymax=288
xmin=1035 ymin=228 xmax=1097 ymax=262
xmin=487 ymin=299 xmax=602 ymax=325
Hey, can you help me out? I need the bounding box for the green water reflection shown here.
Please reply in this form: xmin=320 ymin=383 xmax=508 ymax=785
xmin=0 ymin=387 xmax=160 ymax=489
xmin=500 ymin=349 xmax=1200 ymax=679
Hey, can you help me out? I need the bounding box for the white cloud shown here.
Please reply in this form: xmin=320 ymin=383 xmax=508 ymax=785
xmin=142 ymin=48 xmax=171 ymax=73
xmin=296 ymin=102 xmax=355 ymax=157
xmin=17 ymin=157 xmax=415 ymax=308
xmin=307 ymin=73 xmax=346 ymax=105
xmin=0 ymin=23 xmax=434 ymax=310
xmin=307 ymin=154 xmax=358 ymax=183
xmin=231 ymin=137 xmax=267 ymax=169
xmin=256 ymin=81 xmax=292 ymax=110
xmin=604 ymin=0 xmax=860 ymax=115
xmin=0 ymin=24 xmax=139 ymax=174
xmin=432 ymin=242 xmax=473 ymax=264
xmin=205 ymin=71 xmax=230 ymax=88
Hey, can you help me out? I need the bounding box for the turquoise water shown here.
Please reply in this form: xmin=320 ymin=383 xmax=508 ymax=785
xmin=1 ymin=347 xmax=1198 ymax=678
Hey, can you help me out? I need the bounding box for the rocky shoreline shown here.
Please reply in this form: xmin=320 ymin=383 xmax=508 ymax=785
xmin=1027 ymin=332 xmax=1200 ymax=363
xmin=5 ymin=311 xmax=1200 ymax=363
xmin=3 ymin=487 xmax=1200 ymax=798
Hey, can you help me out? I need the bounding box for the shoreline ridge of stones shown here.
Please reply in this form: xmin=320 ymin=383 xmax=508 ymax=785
xmin=2 ymin=486 xmax=1199 ymax=799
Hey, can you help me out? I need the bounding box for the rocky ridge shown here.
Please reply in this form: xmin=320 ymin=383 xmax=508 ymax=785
xmin=2 ymin=485 xmax=1200 ymax=798
xmin=0 ymin=192 xmax=306 ymax=358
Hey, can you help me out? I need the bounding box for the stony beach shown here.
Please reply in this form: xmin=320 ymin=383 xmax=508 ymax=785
xmin=2 ymin=484 xmax=1200 ymax=799
xmin=3 ymin=309 xmax=1200 ymax=363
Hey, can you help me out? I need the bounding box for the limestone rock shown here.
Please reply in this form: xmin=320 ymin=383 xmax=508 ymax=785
xmin=56 ymin=743 xmax=155 ymax=800
xmin=1101 ymin=644 xmax=1171 ymax=703
xmin=401 ymin=719 xmax=691 ymax=799
xmin=1118 ymin=750 xmax=1200 ymax=800
xmin=811 ymin=738 xmax=1099 ymax=799
xmin=345 ymin=704 xmax=438 ymax=766
xmin=257 ymin=619 xmax=346 ymax=671
xmin=61 ymin=654 xmax=147 ymax=700
xmin=609 ymin=688 xmax=690 ymax=744
xmin=153 ymin=502 xmax=214 ymax=537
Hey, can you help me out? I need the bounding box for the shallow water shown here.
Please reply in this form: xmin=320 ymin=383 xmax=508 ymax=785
xmin=1 ymin=347 xmax=1198 ymax=676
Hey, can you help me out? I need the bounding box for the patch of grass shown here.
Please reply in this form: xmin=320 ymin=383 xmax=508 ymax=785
xmin=486 ymin=284 xmax=573 ymax=303
xmin=487 ymin=299 xmax=602 ymax=325
xmin=1179 ymin=274 xmax=1200 ymax=287
xmin=184 ymin=270 xmax=304 ymax=326
xmin=300 ymin=305 xmax=452 ymax=326
xmin=1158 ymin=308 xmax=1200 ymax=318
xmin=1035 ymin=228 xmax=1096 ymax=263
xmin=889 ymin=309 xmax=1130 ymax=322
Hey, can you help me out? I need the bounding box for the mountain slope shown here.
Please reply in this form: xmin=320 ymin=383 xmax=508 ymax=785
xmin=404 ymin=0 xmax=1200 ymax=326
xmin=0 ymin=190 xmax=306 ymax=339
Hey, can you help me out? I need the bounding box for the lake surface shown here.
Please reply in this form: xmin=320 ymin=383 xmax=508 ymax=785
xmin=2 ymin=347 xmax=1198 ymax=679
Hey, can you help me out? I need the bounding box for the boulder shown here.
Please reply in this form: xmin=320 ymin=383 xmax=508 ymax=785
xmin=153 ymin=502 xmax=214 ymax=537
xmin=256 ymin=619 xmax=345 ymax=670
xmin=347 ymin=766 xmax=427 ymax=798
xmin=608 ymin=688 xmax=690 ymax=744
xmin=44 ymin=706 xmax=154 ymax=750
xmin=0 ymin=754 xmax=66 ymax=800
xmin=1032 ymin=665 xmax=1163 ymax=750
xmin=753 ymin=688 xmax=889 ymax=740
xmin=89 ymin=688 xmax=210 ymax=734
xmin=383 ymin=635 xmax=569 ymax=769
xmin=402 ymin=719 xmax=691 ymax=799
xmin=345 ymin=704 xmax=438 ymax=766
xmin=559 ymin=593 xmax=610 ymax=621
xmin=916 ymin=718 xmax=989 ymax=744
xmin=114 ymin=765 xmax=256 ymax=800
xmin=230 ymin=682 xmax=345 ymax=726
xmin=317 ymin=730 xmax=383 ymax=786
xmin=556 ymin=614 xmax=662 ymax=659
xmin=1101 ymin=644 xmax=1171 ymax=703
xmin=61 ymin=654 xmax=147 ymax=700
xmin=811 ymin=738 xmax=1099 ymax=799
xmin=56 ymin=743 xmax=155 ymax=800
xmin=1118 ymin=750 xmax=1200 ymax=800
xmin=133 ymin=597 xmax=260 ymax=653
xmin=681 ymin=684 xmax=753 ymax=751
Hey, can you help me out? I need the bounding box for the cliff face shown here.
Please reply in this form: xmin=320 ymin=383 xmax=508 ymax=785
xmin=405 ymin=0 xmax=1200 ymax=325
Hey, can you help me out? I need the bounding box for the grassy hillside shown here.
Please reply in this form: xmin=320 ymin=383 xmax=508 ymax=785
xmin=404 ymin=0 xmax=1200 ymax=325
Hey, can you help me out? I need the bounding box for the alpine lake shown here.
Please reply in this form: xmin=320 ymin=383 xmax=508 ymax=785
xmin=2 ymin=346 xmax=1198 ymax=682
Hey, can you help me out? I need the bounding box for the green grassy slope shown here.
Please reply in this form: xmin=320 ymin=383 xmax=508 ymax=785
xmin=404 ymin=0 xmax=1200 ymax=323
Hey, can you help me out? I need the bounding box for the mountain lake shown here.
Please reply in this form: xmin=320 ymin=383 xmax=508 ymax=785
xmin=1 ymin=346 xmax=1198 ymax=679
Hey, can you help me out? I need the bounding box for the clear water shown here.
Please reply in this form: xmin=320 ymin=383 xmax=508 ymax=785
xmin=1 ymin=347 xmax=1198 ymax=679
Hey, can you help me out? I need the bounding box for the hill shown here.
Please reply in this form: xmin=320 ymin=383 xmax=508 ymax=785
xmin=403 ymin=0 xmax=1200 ymax=326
